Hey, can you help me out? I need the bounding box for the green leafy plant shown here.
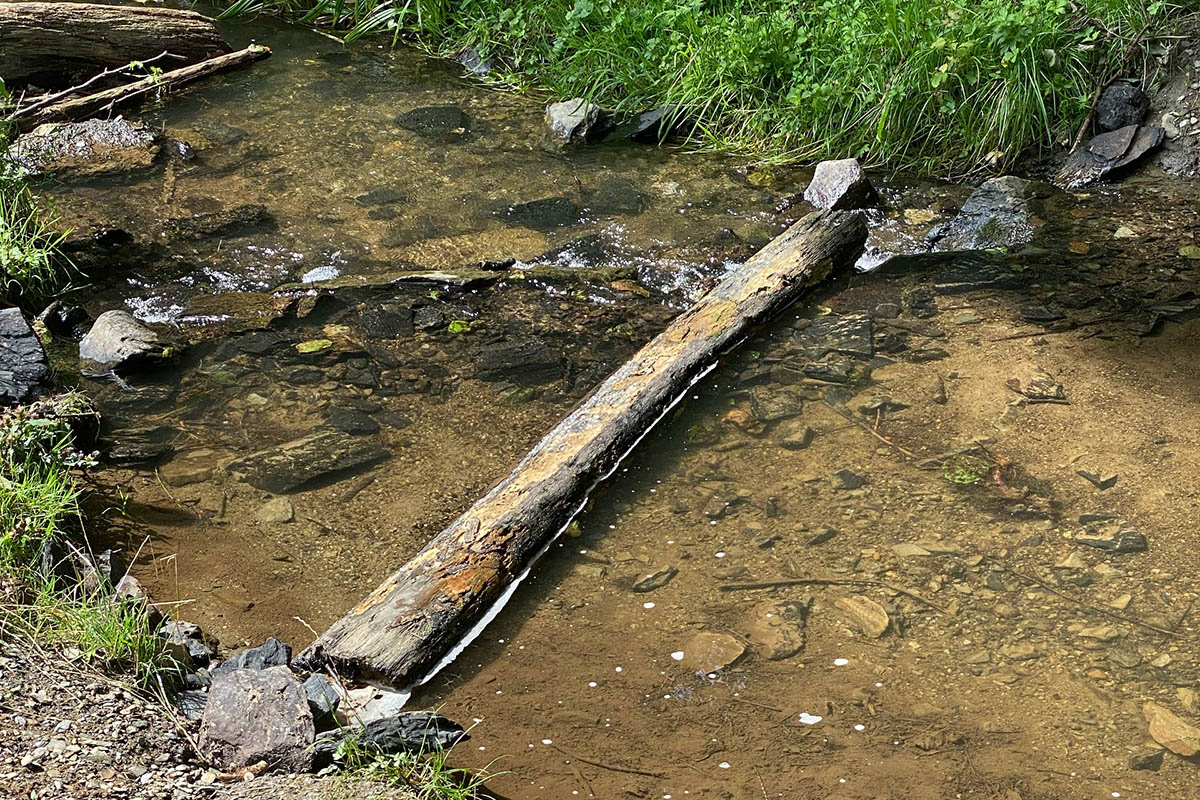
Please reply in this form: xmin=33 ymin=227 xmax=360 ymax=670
xmin=942 ymin=454 xmax=990 ymax=485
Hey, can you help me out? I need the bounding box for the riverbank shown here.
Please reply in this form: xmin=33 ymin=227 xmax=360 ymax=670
xmin=222 ymin=0 xmax=1193 ymax=174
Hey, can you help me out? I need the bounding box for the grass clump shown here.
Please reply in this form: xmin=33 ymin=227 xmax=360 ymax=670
xmin=334 ymin=731 xmax=493 ymax=800
xmin=0 ymin=81 xmax=73 ymax=309
xmin=0 ymin=396 xmax=183 ymax=688
xmin=221 ymin=0 xmax=1192 ymax=174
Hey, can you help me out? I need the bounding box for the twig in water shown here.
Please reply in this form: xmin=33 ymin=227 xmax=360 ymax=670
xmin=550 ymin=745 xmax=666 ymax=779
xmin=720 ymin=576 xmax=948 ymax=614
xmin=822 ymin=400 xmax=918 ymax=460
xmin=5 ymin=51 xmax=185 ymax=122
xmin=984 ymin=556 xmax=1180 ymax=637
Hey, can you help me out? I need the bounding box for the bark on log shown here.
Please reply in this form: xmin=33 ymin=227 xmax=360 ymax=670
xmin=0 ymin=3 xmax=230 ymax=86
xmin=15 ymin=46 xmax=272 ymax=130
xmin=301 ymin=210 xmax=867 ymax=687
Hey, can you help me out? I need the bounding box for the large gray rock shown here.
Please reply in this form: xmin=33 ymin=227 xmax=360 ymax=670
xmin=0 ymin=308 xmax=50 ymax=405
xmin=211 ymin=637 xmax=292 ymax=678
xmin=541 ymin=99 xmax=610 ymax=151
xmin=227 ymin=430 xmax=389 ymax=493
xmin=199 ymin=666 xmax=314 ymax=773
xmin=79 ymin=310 xmax=168 ymax=376
xmin=1055 ymin=124 xmax=1164 ymax=189
xmin=927 ymin=176 xmax=1043 ymax=252
xmin=5 ymin=118 xmax=158 ymax=178
xmin=803 ymin=158 xmax=877 ymax=210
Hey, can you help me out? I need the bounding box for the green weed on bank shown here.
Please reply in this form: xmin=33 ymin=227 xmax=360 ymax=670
xmin=221 ymin=0 xmax=1193 ymax=174
xmin=0 ymin=397 xmax=183 ymax=688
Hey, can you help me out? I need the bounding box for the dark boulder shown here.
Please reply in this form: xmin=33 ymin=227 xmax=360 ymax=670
xmin=396 ymin=106 xmax=470 ymax=143
xmin=541 ymin=99 xmax=611 ymax=152
xmin=211 ymin=637 xmax=292 ymax=678
xmin=162 ymin=203 xmax=276 ymax=240
xmin=1096 ymin=82 xmax=1149 ymax=132
xmin=583 ymin=178 xmax=647 ymax=215
xmin=358 ymin=711 xmax=468 ymax=753
xmin=0 ymin=308 xmax=51 ymax=406
xmin=35 ymin=301 xmax=92 ymax=340
xmin=927 ymin=176 xmax=1045 ymax=252
xmin=79 ymin=310 xmax=171 ymax=376
xmin=803 ymin=158 xmax=878 ymax=210
xmin=1054 ymin=124 xmax=1165 ymax=189
xmin=199 ymin=666 xmax=314 ymax=774
xmin=497 ymin=197 xmax=580 ymax=230
xmin=475 ymin=337 xmax=563 ymax=385
xmin=227 ymin=430 xmax=389 ymax=494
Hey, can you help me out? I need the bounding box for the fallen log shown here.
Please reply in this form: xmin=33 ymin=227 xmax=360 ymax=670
xmin=301 ymin=209 xmax=867 ymax=687
xmin=0 ymin=3 xmax=230 ymax=86
xmin=14 ymin=46 xmax=272 ymax=130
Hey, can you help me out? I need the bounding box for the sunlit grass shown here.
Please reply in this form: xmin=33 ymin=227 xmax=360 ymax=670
xmin=221 ymin=0 xmax=1194 ymax=175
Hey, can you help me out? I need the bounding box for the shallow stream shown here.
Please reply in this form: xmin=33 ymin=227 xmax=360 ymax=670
xmin=41 ymin=8 xmax=1200 ymax=800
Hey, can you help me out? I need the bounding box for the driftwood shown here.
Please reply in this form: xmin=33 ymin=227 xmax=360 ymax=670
xmin=14 ymin=46 xmax=272 ymax=130
xmin=0 ymin=3 xmax=230 ymax=86
xmin=301 ymin=209 xmax=868 ymax=686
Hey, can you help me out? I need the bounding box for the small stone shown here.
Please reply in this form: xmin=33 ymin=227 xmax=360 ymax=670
xmin=1178 ymin=688 xmax=1200 ymax=714
xmin=833 ymin=469 xmax=867 ymax=490
xmin=1076 ymin=470 xmax=1118 ymax=490
xmin=256 ymin=497 xmax=294 ymax=525
xmin=745 ymin=597 xmax=811 ymax=660
xmin=632 ymin=567 xmax=678 ymax=593
xmin=542 ymin=99 xmax=610 ymax=151
xmin=951 ymin=310 xmax=982 ymax=325
xmin=1076 ymin=531 xmax=1146 ymax=553
xmin=778 ymin=421 xmax=816 ymax=450
xmin=1144 ymin=701 xmax=1200 ymax=756
xmin=1150 ymin=654 xmax=1172 ymax=668
xmin=1077 ymin=625 xmax=1120 ymax=642
xmin=963 ymin=650 xmax=992 ymax=665
xmin=1000 ymin=643 xmax=1039 ymax=661
xmin=1055 ymin=551 xmax=1087 ymax=570
xmin=834 ymin=595 xmax=890 ymax=638
xmin=1110 ymin=593 xmax=1133 ymax=610
xmin=211 ymin=637 xmax=291 ymax=677
xmin=892 ymin=542 xmax=932 ymax=557
xmin=681 ymin=632 xmax=745 ymax=674
xmin=802 ymin=158 xmax=878 ymax=210
xmin=1128 ymin=747 xmax=1164 ymax=772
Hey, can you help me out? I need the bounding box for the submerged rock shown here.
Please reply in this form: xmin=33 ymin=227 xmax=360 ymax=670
xmin=474 ymin=337 xmax=563 ymax=385
xmin=0 ymin=308 xmax=51 ymax=406
xmin=1054 ymin=124 xmax=1165 ymax=189
xmin=199 ymin=666 xmax=314 ymax=773
xmin=79 ymin=311 xmax=170 ymax=376
xmin=396 ymin=106 xmax=470 ymax=143
xmin=681 ymin=632 xmax=745 ymax=675
xmin=227 ymin=430 xmax=389 ymax=494
xmin=626 ymin=106 xmax=684 ymax=143
xmin=746 ymin=597 xmax=812 ymax=660
xmin=1144 ymin=701 xmax=1200 ymax=757
xmin=5 ymin=117 xmax=158 ymax=177
xmin=162 ymin=204 xmax=276 ymax=240
xmin=541 ymin=98 xmax=610 ymax=151
xmin=927 ymin=176 xmax=1044 ymax=252
xmin=497 ymin=196 xmax=580 ymax=230
xmin=1097 ymin=82 xmax=1149 ymax=132
xmin=358 ymin=712 xmax=468 ymax=753
xmin=803 ymin=158 xmax=878 ymax=210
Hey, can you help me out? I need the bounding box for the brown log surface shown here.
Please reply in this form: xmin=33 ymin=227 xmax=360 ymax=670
xmin=303 ymin=210 xmax=868 ymax=686
xmin=0 ymin=3 xmax=230 ymax=84
xmin=16 ymin=46 xmax=272 ymax=129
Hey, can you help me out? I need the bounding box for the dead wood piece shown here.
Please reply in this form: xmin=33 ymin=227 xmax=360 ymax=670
xmin=0 ymin=3 xmax=230 ymax=86
xmin=301 ymin=210 xmax=867 ymax=687
xmin=18 ymin=46 xmax=272 ymax=130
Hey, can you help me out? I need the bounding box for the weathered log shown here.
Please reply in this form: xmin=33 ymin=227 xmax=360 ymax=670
xmin=0 ymin=3 xmax=230 ymax=86
xmin=301 ymin=210 xmax=867 ymax=687
xmin=15 ymin=46 xmax=272 ymax=130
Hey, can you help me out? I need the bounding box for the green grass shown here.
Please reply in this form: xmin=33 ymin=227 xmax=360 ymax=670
xmin=0 ymin=396 xmax=185 ymax=689
xmin=221 ymin=0 xmax=1194 ymax=175
xmin=334 ymin=723 xmax=495 ymax=800
xmin=0 ymin=81 xmax=74 ymax=309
